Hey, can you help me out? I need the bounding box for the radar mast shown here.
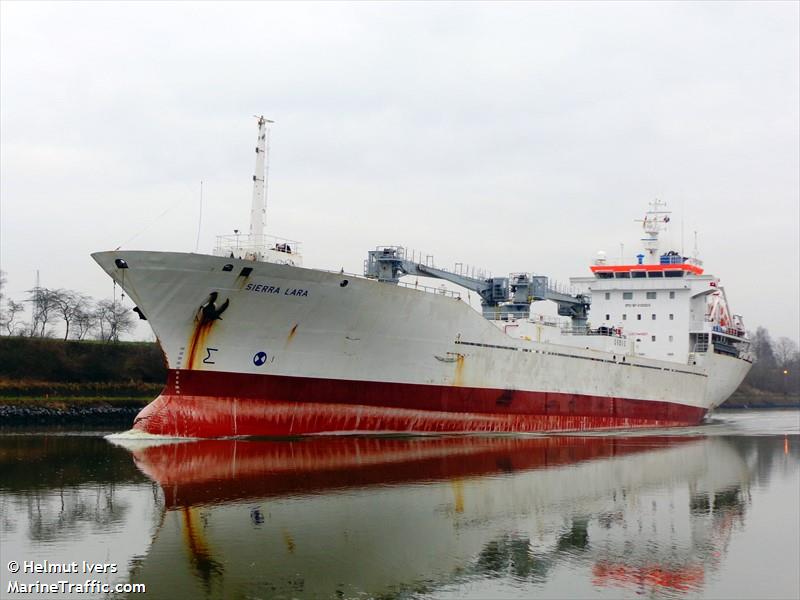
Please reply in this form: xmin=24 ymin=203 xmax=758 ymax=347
xmin=635 ymin=198 xmax=671 ymax=264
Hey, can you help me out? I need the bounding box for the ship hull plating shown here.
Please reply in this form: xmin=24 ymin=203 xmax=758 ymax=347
xmin=92 ymin=251 xmax=749 ymax=438
xmin=135 ymin=370 xmax=708 ymax=437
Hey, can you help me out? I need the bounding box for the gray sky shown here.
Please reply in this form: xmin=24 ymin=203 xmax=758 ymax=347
xmin=1 ymin=1 xmax=798 ymax=341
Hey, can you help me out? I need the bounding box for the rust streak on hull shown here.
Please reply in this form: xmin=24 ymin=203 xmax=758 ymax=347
xmin=286 ymin=323 xmax=298 ymax=346
xmin=453 ymin=354 xmax=465 ymax=387
xmin=186 ymin=321 xmax=214 ymax=370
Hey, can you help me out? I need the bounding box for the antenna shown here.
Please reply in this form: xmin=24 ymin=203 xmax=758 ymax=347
xmin=195 ymin=180 xmax=203 ymax=252
xmin=693 ymin=230 xmax=699 ymax=260
xmin=680 ymin=198 xmax=685 ymax=257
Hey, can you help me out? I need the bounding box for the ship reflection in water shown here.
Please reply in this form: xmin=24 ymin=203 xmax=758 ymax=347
xmin=120 ymin=428 xmax=791 ymax=599
xmin=1 ymin=414 xmax=798 ymax=600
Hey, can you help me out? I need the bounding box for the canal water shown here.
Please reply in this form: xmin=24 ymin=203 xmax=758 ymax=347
xmin=1 ymin=410 xmax=798 ymax=599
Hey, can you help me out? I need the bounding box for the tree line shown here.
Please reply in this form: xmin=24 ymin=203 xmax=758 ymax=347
xmin=745 ymin=327 xmax=799 ymax=396
xmin=0 ymin=272 xmax=135 ymax=341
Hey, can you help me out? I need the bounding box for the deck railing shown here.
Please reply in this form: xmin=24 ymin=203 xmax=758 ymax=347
xmin=398 ymin=280 xmax=461 ymax=299
xmin=213 ymin=233 xmax=303 ymax=261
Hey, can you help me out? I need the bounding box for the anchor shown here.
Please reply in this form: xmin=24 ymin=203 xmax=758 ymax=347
xmin=197 ymin=291 xmax=230 ymax=324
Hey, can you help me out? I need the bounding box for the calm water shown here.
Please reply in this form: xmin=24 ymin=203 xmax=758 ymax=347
xmin=1 ymin=410 xmax=798 ymax=600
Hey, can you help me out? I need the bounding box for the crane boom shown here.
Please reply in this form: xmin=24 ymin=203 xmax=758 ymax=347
xmin=364 ymin=247 xmax=591 ymax=327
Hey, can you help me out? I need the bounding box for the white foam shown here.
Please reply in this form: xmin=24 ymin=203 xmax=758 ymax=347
xmin=105 ymin=429 xmax=198 ymax=450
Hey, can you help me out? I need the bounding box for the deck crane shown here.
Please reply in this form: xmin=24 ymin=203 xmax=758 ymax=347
xmin=365 ymin=247 xmax=591 ymax=329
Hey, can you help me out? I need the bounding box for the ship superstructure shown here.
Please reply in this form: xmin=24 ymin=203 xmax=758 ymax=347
xmin=571 ymin=202 xmax=748 ymax=364
xmin=92 ymin=118 xmax=752 ymax=438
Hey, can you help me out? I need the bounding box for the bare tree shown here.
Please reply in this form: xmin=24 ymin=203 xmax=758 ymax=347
xmin=72 ymin=304 xmax=98 ymax=340
xmin=773 ymin=337 xmax=799 ymax=368
xmin=0 ymin=271 xmax=11 ymax=335
xmin=26 ymin=287 xmax=58 ymax=337
xmin=749 ymin=327 xmax=776 ymax=367
xmin=0 ymin=270 xmax=6 ymax=323
xmin=1 ymin=299 xmax=25 ymax=335
xmin=95 ymin=299 xmax=135 ymax=342
xmin=0 ymin=272 xmax=28 ymax=336
xmin=50 ymin=289 xmax=91 ymax=340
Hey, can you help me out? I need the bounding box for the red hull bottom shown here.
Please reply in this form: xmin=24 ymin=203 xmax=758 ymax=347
xmin=131 ymin=370 xmax=707 ymax=438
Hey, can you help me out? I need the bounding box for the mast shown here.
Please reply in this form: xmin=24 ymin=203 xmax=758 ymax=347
xmin=635 ymin=198 xmax=671 ymax=264
xmin=250 ymin=115 xmax=273 ymax=243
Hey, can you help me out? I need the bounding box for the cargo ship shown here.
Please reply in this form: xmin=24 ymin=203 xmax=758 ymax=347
xmin=93 ymin=117 xmax=752 ymax=438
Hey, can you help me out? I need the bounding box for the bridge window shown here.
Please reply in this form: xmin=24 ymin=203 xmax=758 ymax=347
xmin=623 ymin=292 xmax=633 ymax=300
xmin=646 ymin=291 xmax=657 ymax=299
xmin=648 ymin=271 xmax=663 ymax=278
xmin=665 ymin=271 xmax=683 ymax=278
xmin=615 ymin=272 xmax=630 ymax=278
xmin=632 ymin=271 xmax=646 ymax=279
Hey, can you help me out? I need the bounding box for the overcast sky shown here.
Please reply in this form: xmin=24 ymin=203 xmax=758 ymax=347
xmin=1 ymin=1 xmax=798 ymax=341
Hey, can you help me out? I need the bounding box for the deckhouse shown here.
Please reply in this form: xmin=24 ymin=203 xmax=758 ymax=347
xmin=571 ymin=200 xmax=748 ymax=363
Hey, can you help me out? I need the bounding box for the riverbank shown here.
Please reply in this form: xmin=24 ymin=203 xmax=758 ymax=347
xmin=0 ymin=337 xmax=163 ymax=424
xmin=0 ymin=380 xmax=160 ymax=424
xmin=720 ymin=384 xmax=800 ymax=409
xmin=0 ymin=379 xmax=163 ymax=398
xmin=0 ymin=397 xmax=149 ymax=425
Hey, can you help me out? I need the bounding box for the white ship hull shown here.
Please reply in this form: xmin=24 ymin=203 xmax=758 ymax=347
xmin=92 ymin=251 xmax=750 ymax=438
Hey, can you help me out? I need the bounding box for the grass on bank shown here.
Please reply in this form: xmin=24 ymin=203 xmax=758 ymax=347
xmin=0 ymin=379 xmax=163 ymax=398
xmin=0 ymin=378 xmax=161 ymax=409
xmin=1 ymin=396 xmax=152 ymax=408
xmin=0 ymin=338 xmax=165 ymax=410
